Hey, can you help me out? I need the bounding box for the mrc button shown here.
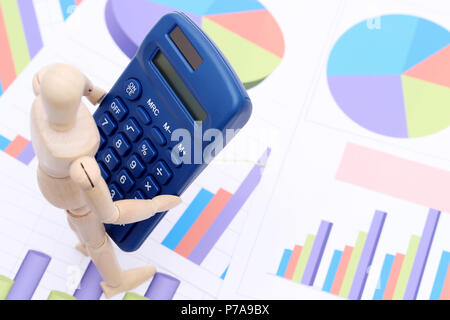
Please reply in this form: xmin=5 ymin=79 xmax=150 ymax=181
xmin=124 ymin=78 xmax=142 ymax=101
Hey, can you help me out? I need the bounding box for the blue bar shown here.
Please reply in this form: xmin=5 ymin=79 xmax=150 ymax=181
xmin=276 ymin=249 xmax=292 ymax=277
xmin=0 ymin=135 xmax=10 ymax=150
xmin=220 ymin=266 xmax=229 ymax=280
xmin=322 ymin=250 xmax=342 ymax=292
xmin=373 ymin=254 xmax=395 ymax=300
xmin=59 ymin=0 xmax=76 ymax=20
xmin=162 ymin=189 xmax=214 ymax=250
xmin=430 ymin=251 xmax=450 ymax=300
xmin=0 ymin=77 xmax=3 ymax=96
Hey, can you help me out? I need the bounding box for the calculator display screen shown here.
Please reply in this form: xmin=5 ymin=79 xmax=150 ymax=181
xmin=153 ymin=51 xmax=207 ymax=122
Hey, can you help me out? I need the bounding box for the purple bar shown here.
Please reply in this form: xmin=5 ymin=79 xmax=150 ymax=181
xmin=188 ymin=148 xmax=271 ymax=264
xmin=16 ymin=142 xmax=35 ymax=165
xmin=17 ymin=0 xmax=43 ymax=58
xmin=348 ymin=211 xmax=387 ymax=300
xmin=301 ymin=221 xmax=333 ymax=285
xmin=73 ymin=261 xmax=103 ymax=300
xmin=404 ymin=209 xmax=441 ymax=300
xmin=144 ymin=273 xmax=180 ymax=300
xmin=7 ymin=250 xmax=50 ymax=300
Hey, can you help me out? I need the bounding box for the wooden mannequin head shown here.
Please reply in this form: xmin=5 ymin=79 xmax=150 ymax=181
xmin=36 ymin=64 xmax=94 ymax=131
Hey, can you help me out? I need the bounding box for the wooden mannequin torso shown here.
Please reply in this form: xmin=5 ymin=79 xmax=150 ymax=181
xmin=31 ymin=96 xmax=100 ymax=212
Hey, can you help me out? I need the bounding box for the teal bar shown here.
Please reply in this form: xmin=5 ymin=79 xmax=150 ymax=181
xmin=220 ymin=266 xmax=229 ymax=280
xmin=322 ymin=250 xmax=342 ymax=292
xmin=430 ymin=251 xmax=450 ymax=300
xmin=373 ymin=254 xmax=395 ymax=300
xmin=0 ymin=135 xmax=11 ymax=150
xmin=59 ymin=0 xmax=76 ymax=20
xmin=162 ymin=189 xmax=214 ymax=250
xmin=276 ymin=249 xmax=292 ymax=277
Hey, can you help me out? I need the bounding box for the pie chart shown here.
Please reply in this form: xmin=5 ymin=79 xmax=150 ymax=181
xmin=327 ymin=15 xmax=450 ymax=138
xmin=105 ymin=0 xmax=285 ymax=89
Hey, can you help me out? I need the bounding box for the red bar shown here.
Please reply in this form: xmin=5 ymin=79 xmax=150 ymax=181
xmin=0 ymin=5 xmax=17 ymax=90
xmin=440 ymin=265 xmax=450 ymax=300
xmin=174 ymin=188 xmax=233 ymax=257
xmin=75 ymin=0 xmax=83 ymax=5
xmin=4 ymin=135 xmax=29 ymax=158
xmin=383 ymin=253 xmax=405 ymax=300
xmin=284 ymin=245 xmax=302 ymax=280
xmin=330 ymin=246 xmax=353 ymax=295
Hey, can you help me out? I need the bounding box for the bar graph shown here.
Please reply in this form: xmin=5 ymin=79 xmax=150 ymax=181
xmin=373 ymin=209 xmax=440 ymax=300
xmin=0 ymin=0 xmax=43 ymax=95
xmin=0 ymin=250 xmax=181 ymax=300
xmin=59 ymin=0 xmax=83 ymax=21
xmin=162 ymin=148 xmax=271 ymax=270
xmin=0 ymin=134 xmax=34 ymax=165
xmin=276 ymin=211 xmax=386 ymax=300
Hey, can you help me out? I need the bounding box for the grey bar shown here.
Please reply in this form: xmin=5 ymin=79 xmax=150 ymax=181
xmin=170 ymin=26 xmax=203 ymax=70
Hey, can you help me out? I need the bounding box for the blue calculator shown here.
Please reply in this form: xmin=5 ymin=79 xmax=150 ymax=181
xmin=93 ymin=12 xmax=252 ymax=252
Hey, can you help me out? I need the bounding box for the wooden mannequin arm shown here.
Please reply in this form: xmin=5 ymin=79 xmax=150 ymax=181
xmin=70 ymin=157 xmax=181 ymax=225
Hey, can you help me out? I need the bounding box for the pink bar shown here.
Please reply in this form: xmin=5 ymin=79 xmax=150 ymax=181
xmin=174 ymin=188 xmax=232 ymax=258
xmin=284 ymin=245 xmax=302 ymax=280
xmin=337 ymin=143 xmax=450 ymax=213
xmin=440 ymin=265 xmax=450 ymax=300
xmin=4 ymin=135 xmax=29 ymax=158
xmin=75 ymin=0 xmax=83 ymax=5
xmin=330 ymin=246 xmax=353 ymax=295
xmin=383 ymin=253 xmax=405 ymax=300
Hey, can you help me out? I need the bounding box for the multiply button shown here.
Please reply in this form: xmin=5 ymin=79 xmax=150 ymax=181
xmin=124 ymin=78 xmax=142 ymax=101
xmin=142 ymin=176 xmax=160 ymax=198
xmin=152 ymin=160 xmax=173 ymax=185
xmin=109 ymin=98 xmax=128 ymax=121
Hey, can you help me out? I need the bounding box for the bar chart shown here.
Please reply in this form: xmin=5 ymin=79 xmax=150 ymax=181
xmin=0 ymin=0 xmax=43 ymax=95
xmin=162 ymin=148 xmax=271 ymax=270
xmin=0 ymin=134 xmax=34 ymax=165
xmin=59 ymin=0 xmax=83 ymax=21
xmin=276 ymin=211 xmax=386 ymax=300
xmin=0 ymin=250 xmax=180 ymax=300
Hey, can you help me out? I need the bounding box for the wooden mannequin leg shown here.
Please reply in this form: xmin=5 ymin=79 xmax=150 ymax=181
xmin=66 ymin=213 xmax=89 ymax=256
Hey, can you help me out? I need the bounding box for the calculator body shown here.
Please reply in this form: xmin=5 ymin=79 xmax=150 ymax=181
xmin=93 ymin=12 xmax=252 ymax=252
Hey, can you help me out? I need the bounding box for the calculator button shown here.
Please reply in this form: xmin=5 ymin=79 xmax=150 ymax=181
xmin=133 ymin=190 xmax=145 ymax=199
xmin=142 ymin=176 xmax=160 ymax=198
xmin=97 ymin=113 xmax=117 ymax=136
xmin=115 ymin=169 xmax=135 ymax=193
xmin=109 ymin=98 xmax=128 ymax=121
xmin=112 ymin=134 xmax=131 ymax=156
xmin=124 ymin=78 xmax=142 ymax=101
xmin=122 ymin=118 xmax=142 ymax=142
xmin=99 ymin=132 xmax=106 ymax=149
xmin=168 ymin=149 xmax=182 ymax=168
xmin=101 ymin=148 xmax=120 ymax=171
xmin=137 ymin=106 xmax=152 ymax=125
xmin=152 ymin=127 xmax=167 ymax=146
xmin=126 ymin=155 xmax=145 ymax=178
xmin=137 ymin=139 xmax=157 ymax=163
xmin=109 ymin=184 xmax=123 ymax=201
xmin=152 ymin=161 xmax=173 ymax=185
xmin=99 ymin=162 xmax=110 ymax=181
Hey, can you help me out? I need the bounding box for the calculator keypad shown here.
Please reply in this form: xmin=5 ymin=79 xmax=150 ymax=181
xmin=96 ymin=87 xmax=181 ymax=217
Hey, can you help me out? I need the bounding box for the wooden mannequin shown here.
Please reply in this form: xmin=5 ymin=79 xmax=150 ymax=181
xmin=30 ymin=64 xmax=181 ymax=298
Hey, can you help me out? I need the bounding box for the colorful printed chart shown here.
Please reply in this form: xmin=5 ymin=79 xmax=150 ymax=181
xmin=327 ymin=15 xmax=450 ymax=138
xmin=105 ymin=0 xmax=285 ymax=89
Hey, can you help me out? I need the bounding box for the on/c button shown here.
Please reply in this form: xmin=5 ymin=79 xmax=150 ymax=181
xmin=152 ymin=127 xmax=167 ymax=146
